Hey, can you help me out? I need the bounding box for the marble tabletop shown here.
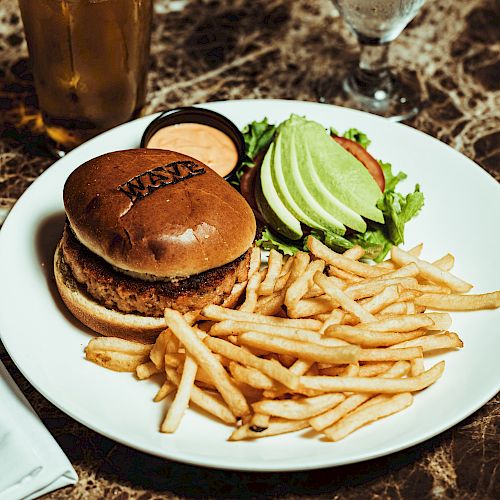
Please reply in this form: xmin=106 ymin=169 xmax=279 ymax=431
xmin=0 ymin=0 xmax=498 ymax=498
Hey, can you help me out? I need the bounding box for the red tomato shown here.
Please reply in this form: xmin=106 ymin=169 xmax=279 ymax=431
xmin=332 ymin=136 xmax=385 ymax=192
xmin=239 ymin=151 xmax=266 ymax=223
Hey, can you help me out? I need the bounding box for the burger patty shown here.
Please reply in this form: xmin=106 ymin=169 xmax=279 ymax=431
xmin=60 ymin=224 xmax=250 ymax=316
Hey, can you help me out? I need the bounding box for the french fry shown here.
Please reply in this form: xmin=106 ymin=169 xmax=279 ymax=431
xmin=319 ymin=309 xmax=345 ymax=333
xmin=210 ymin=320 xmax=348 ymax=347
xmin=164 ymin=308 xmax=250 ymax=417
xmin=161 ymin=356 xmax=198 ymax=433
xmin=153 ymin=381 xmax=176 ymax=402
xmin=303 ymin=284 xmax=327 ymax=298
xmin=358 ymin=346 xmax=423 ymax=362
xmin=307 ymin=236 xmax=384 ymax=278
xmin=432 ymin=253 xmax=455 ymax=271
xmin=415 ymin=291 xmax=500 ymax=311
xmin=201 ymin=305 xmax=322 ymax=330
xmin=300 ymin=361 xmax=444 ymax=394
xmin=288 ymin=296 xmax=337 ymax=318
xmin=358 ymin=362 xmax=394 ymax=377
xmin=391 ymin=246 xmax=472 ymax=293
xmin=259 ymin=249 xmax=283 ymax=296
xmin=249 ymin=413 xmax=270 ymax=432
xmin=165 ymin=367 xmax=236 ymax=424
xmin=252 ymin=393 xmax=345 ymax=420
xmin=221 ymin=281 xmax=248 ymax=308
xmin=410 ymin=357 xmax=425 ymax=376
xmin=414 ymin=284 xmax=451 ymax=294
xmin=238 ymin=331 xmax=360 ymax=365
xmin=342 ymin=363 xmax=360 ymax=379
xmin=285 ymin=259 xmax=325 ymax=309
xmin=345 ymin=277 xmax=419 ymax=301
xmin=356 ymin=285 xmax=400 ymax=315
xmin=248 ymin=247 xmax=261 ymax=277
xmin=377 ymin=302 xmax=408 ymax=316
xmin=309 ymin=361 xmax=410 ymax=431
xmin=164 ymin=352 xmax=184 ymax=367
xmin=239 ymin=270 xmax=263 ymax=313
xmin=204 ymin=336 xmax=300 ymax=390
xmin=358 ymin=315 xmax=434 ymax=332
xmin=323 ymin=392 xmax=413 ymax=441
xmin=85 ymin=346 xmax=148 ymax=372
xmin=314 ymin=271 xmax=376 ymax=323
xmin=328 ymin=266 xmax=363 ymax=283
xmin=149 ymin=330 xmax=171 ymax=369
xmin=86 ymin=337 xmax=152 ymax=355
xmin=254 ymin=255 xmax=309 ymax=316
xmin=343 ymin=245 xmax=365 ymax=260
xmin=136 ymin=361 xmax=161 ymax=379
xmin=390 ymin=332 xmax=463 ymax=352
xmin=326 ymin=325 xmax=427 ymax=347
xmin=228 ymin=418 xmax=310 ymax=440
xmin=255 ymin=291 xmax=287 ymax=316
xmin=229 ymin=361 xmax=276 ymax=390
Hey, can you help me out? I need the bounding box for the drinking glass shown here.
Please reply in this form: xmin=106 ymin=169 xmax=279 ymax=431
xmin=18 ymin=0 xmax=153 ymax=151
xmin=332 ymin=0 xmax=425 ymax=121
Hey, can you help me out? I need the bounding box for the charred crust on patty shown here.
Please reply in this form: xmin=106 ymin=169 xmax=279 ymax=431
xmin=61 ymin=224 xmax=250 ymax=316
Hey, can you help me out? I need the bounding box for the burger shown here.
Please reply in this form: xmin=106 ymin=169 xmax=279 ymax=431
xmin=54 ymin=149 xmax=256 ymax=343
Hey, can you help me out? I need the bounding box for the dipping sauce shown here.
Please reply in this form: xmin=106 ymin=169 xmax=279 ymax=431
xmin=146 ymin=122 xmax=239 ymax=178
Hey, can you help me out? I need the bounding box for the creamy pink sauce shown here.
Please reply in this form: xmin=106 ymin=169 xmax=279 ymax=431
xmin=147 ymin=122 xmax=238 ymax=177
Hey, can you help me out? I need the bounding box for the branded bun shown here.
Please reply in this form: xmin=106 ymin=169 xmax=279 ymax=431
xmin=63 ymin=149 xmax=256 ymax=278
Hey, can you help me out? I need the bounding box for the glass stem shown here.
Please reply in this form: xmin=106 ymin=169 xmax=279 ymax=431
xmin=350 ymin=42 xmax=394 ymax=100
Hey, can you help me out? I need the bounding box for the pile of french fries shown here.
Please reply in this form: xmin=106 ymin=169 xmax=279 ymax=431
xmin=84 ymin=236 xmax=500 ymax=442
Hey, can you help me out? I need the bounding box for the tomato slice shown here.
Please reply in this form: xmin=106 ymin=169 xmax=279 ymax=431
xmin=332 ymin=136 xmax=385 ymax=192
xmin=239 ymin=150 xmax=266 ymax=223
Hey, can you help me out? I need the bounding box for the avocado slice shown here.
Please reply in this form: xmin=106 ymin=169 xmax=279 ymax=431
xmin=256 ymin=142 xmax=303 ymax=240
xmin=277 ymin=125 xmax=347 ymax=235
xmin=300 ymin=119 xmax=384 ymax=223
xmin=293 ymin=127 xmax=367 ymax=233
xmin=271 ymin=132 xmax=323 ymax=231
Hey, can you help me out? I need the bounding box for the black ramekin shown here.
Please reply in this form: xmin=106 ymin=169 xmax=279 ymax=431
xmin=140 ymin=106 xmax=245 ymax=180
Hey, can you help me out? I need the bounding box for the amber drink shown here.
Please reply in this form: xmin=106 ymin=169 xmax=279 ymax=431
xmin=18 ymin=0 xmax=152 ymax=149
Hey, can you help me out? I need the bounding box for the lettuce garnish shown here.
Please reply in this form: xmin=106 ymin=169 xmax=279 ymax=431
xmin=237 ymin=118 xmax=424 ymax=261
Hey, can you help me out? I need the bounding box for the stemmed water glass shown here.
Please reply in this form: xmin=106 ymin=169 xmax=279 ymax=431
xmin=332 ymin=0 xmax=425 ymax=121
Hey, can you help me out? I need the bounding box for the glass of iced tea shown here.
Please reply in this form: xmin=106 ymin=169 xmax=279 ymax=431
xmin=18 ymin=0 xmax=153 ymax=150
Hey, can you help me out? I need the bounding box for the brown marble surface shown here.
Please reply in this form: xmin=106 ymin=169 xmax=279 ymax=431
xmin=0 ymin=0 xmax=499 ymax=498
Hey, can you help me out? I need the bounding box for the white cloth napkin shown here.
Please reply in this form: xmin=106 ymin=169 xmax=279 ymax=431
xmin=0 ymin=361 xmax=78 ymax=500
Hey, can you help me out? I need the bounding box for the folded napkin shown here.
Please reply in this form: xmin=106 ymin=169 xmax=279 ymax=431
xmin=0 ymin=361 xmax=78 ymax=500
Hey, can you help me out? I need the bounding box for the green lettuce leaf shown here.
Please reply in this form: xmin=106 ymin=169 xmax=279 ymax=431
xmin=377 ymin=185 xmax=424 ymax=246
xmin=380 ymin=161 xmax=407 ymax=192
xmin=255 ymin=228 xmax=300 ymax=256
xmin=242 ymin=118 xmax=276 ymax=167
xmin=230 ymin=118 xmax=276 ymax=187
xmin=342 ymin=128 xmax=371 ymax=149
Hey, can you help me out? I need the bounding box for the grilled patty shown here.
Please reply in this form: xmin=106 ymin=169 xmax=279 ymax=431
xmin=60 ymin=224 xmax=250 ymax=316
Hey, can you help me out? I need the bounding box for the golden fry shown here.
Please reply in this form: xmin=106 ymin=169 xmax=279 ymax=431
xmin=307 ymin=236 xmax=383 ymax=278
xmin=164 ymin=308 xmax=250 ymax=417
xmin=391 ymin=246 xmax=472 ymax=293
xmin=238 ymin=331 xmax=360 ymax=364
xmin=300 ymin=361 xmax=444 ymax=394
xmin=314 ymin=271 xmax=376 ymax=323
xmin=416 ymin=291 xmax=500 ymax=311
xmin=323 ymin=393 xmax=413 ymax=441
xmin=228 ymin=418 xmax=310 ymax=441
xmin=259 ymin=249 xmax=284 ymax=296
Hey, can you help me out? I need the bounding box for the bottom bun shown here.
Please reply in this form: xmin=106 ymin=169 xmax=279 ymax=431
xmin=54 ymin=241 xmax=166 ymax=343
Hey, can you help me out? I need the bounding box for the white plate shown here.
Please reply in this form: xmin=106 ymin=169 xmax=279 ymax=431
xmin=1 ymin=100 xmax=499 ymax=472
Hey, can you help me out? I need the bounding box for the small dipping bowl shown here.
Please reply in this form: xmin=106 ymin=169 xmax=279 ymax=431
xmin=141 ymin=107 xmax=245 ymax=180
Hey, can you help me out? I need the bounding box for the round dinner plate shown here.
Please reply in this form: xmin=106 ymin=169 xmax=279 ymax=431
xmin=1 ymin=100 xmax=499 ymax=472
